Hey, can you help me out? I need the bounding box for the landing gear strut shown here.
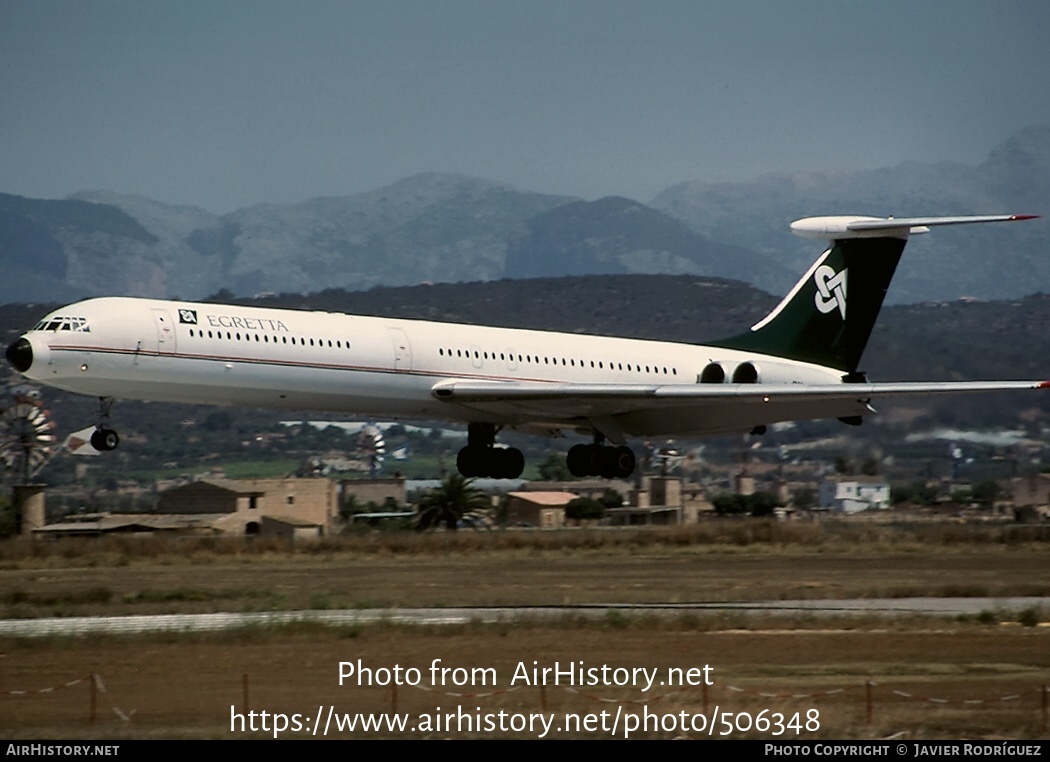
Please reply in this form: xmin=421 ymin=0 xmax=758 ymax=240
xmin=90 ymin=396 xmax=120 ymax=452
xmin=566 ymin=436 xmax=636 ymax=479
xmin=456 ymin=422 xmax=525 ymax=479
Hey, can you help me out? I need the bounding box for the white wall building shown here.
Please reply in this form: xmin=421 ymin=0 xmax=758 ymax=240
xmin=818 ymin=476 xmax=890 ymax=514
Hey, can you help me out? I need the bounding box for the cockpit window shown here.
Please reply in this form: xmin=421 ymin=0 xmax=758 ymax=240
xmin=34 ymin=316 xmax=90 ymax=332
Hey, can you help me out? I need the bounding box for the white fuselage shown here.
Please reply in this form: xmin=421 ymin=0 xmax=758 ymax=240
xmin=16 ymin=297 xmax=848 ymax=437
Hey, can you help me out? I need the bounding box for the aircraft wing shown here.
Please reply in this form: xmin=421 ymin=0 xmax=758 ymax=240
xmin=432 ymin=379 xmax=1049 ymax=437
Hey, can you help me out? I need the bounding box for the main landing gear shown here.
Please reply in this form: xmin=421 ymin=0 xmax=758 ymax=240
xmin=456 ymin=423 xmax=638 ymax=481
xmin=90 ymin=396 xmax=120 ymax=452
xmin=456 ymin=422 xmax=525 ymax=479
xmin=566 ymin=437 xmax=636 ymax=479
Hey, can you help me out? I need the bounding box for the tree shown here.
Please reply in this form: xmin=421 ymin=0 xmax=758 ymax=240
xmin=712 ymin=493 xmax=748 ymax=515
xmin=340 ymin=495 xmax=367 ymax=522
xmin=890 ymin=481 xmax=938 ymax=506
xmin=712 ymin=491 xmax=781 ymax=516
xmin=971 ymin=480 xmax=1002 ymax=509
xmin=537 ymin=453 xmax=572 ymax=481
xmin=202 ymin=410 xmax=233 ymax=431
xmin=891 ymin=484 xmax=914 ymax=505
xmin=0 ymin=494 xmax=15 ymax=538
xmin=791 ymin=487 xmax=816 ymax=510
xmin=415 ymin=474 xmax=490 ymax=531
xmin=565 ymin=496 xmax=605 ymax=522
xmin=747 ymin=491 xmax=780 ymax=517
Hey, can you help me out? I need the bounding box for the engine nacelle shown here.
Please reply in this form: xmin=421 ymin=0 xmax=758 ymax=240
xmin=701 ymin=360 xmax=841 ymax=385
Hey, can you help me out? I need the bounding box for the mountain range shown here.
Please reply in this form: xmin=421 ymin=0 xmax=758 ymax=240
xmin=1 ymin=126 xmax=1047 ymax=304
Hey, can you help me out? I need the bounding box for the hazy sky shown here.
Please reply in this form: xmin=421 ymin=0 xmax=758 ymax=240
xmin=3 ymin=0 xmax=1048 ymax=213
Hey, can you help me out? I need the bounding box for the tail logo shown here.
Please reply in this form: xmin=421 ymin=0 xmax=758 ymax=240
xmin=813 ymin=265 xmax=847 ymax=319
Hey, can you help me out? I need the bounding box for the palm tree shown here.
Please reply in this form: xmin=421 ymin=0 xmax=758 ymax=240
xmin=415 ymin=474 xmax=490 ymax=531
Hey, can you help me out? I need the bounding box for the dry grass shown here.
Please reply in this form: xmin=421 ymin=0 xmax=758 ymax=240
xmin=2 ymin=621 xmax=1048 ymax=739
xmin=1 ymin=550 xmax=1048 ymax=616
xmin=1 ymin=520 xmax=1049 ymax=739
xmin=0 ymin=523 xmax=1049 ymax=616
xmin=4 ymin=519 xmax=1049 ymax=566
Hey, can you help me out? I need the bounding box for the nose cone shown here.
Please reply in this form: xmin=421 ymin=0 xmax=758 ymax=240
xmin=6 ymin=337 xmax=33 ymax=373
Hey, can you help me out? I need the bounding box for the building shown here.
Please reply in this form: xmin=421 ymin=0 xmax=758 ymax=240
xmin=521 ymin=479 xmax=632 ymax=502
xmin=33 ymin=513 xmax=227 ymax=538
xmin=156 ymin=477 xmax=339 ymax=535
xmin=341 ymin=477 xmax=406 ymax=508
xmin=260 ymin=515 xmax=324 ymax=541
xmin=32 ymin=476 xmax=407 ymax=539
xmin=612 ymin=476 xmax=708 ymax=525
xmin=1011 ymin=474 xmax=1050 ymax=521
xmin=504 ymin=491 xmax=577 ymax=528
xmin=508 ymin=477 xmax=709 ymax=527
xmin=818 ymin=476 xmax=890 ymax=514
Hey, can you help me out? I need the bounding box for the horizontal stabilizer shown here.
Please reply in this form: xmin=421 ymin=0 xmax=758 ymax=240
xmin=791 ymin=214 xmax=1038 ymax=241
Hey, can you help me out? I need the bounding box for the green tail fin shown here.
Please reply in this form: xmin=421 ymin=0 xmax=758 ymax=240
xmin=711 ymin=214 xmax=1037 ymax=372
xmin=711 ymin=236 xmax=906 ymax=372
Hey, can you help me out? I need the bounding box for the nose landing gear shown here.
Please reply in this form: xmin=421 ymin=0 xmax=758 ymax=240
xmin=90 ymin=428 xmax=120 ymax=452
xmin=90 ymin=397 xmax=120 ymax=451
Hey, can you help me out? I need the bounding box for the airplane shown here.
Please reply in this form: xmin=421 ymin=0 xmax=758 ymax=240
xmin=4 ymin=213 xmax=1046 ymax=480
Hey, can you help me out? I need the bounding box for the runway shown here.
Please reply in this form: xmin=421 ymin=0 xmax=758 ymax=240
xmin=1 ymin=597 xmax=1047 ymax=636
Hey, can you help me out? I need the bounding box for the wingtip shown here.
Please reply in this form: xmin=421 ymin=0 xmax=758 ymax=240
xmin=1038 ymin=380 xmax=1050 ymax=389
xmin=1011 ymin=214 xmax=1040 ymax=221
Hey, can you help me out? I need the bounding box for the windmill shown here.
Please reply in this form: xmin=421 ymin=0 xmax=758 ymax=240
xmin=355 ymin=424 xmax=387 ymax=477
xmin=645 ymin=439 xmax=686 ymax=475
xmin=0 ymin=392 xmax=57 ymax=485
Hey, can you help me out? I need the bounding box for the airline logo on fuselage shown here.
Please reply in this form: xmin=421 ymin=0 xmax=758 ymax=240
xmin=813 ymin=265 xmax=847 ymax=320
xmin=191 ymin=310 xmax=290 ymax=332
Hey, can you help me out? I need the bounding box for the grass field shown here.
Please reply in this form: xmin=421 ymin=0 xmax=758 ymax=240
xmin=1 ymin=522 xmax=1048 ymax=739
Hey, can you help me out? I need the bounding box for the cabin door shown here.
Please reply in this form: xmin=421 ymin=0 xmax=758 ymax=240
xmin=152 ymin=309 xmax=176 ymax=355
xmin=388 ymin=327 xmax=412 ymax=371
